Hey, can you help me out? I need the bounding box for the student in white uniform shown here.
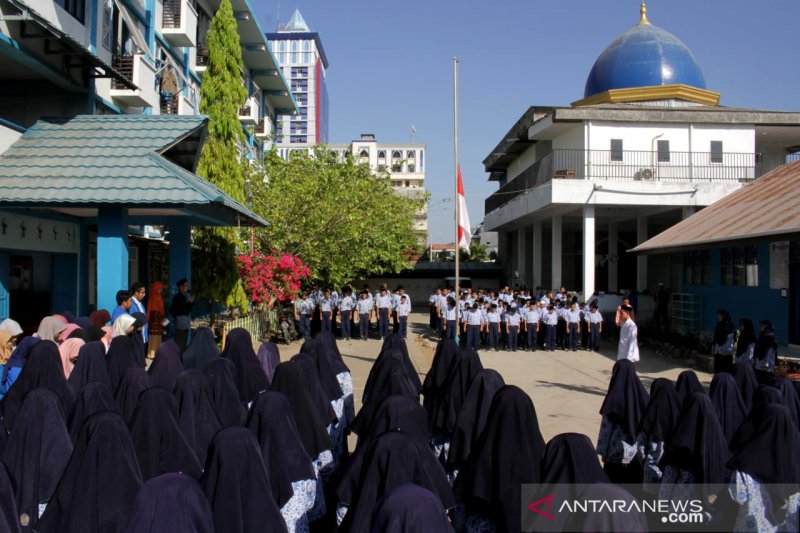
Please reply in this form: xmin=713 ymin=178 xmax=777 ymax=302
xmin=543 ymin=305 xmax=558 ymax=351
xmin=486 ymin=304 xmax=501 ymax=351
xmin=396 ymin=295 xmax=411 ymax=339
xmin=375 ymin=288 xmax=393 ymax=340
xmin=586 ymin=302 xmax=603 ymax=352
xmin=617 ymin=304 xmax=640 ymax=362
xmin=566 ymin=302 xmax=582 ymax=351
xmin=339 ymin=289 xmax=355 ymax=340
xmin=505 ymin=307 xmax=521 ymax=351
xmin=525 ymin=301 xmax=539 ymax=351
xmin=463 ymin=304 xmax=484 ymax=350
xmin=443 ymin=298 xmax=457 ymax=340
xmin=356 ymin=291 xmax=373 ymax=341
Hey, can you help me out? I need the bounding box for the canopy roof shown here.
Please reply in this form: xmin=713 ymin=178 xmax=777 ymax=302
xmin=0 ymin=115 xmax=267 ymax=227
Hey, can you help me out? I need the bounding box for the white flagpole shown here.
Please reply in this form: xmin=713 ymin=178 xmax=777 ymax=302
xmin=453 ymin=57 xmax=460 ymax=344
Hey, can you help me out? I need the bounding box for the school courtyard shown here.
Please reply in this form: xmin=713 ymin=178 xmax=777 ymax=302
xmin=274 ymin=312 xmax=712 ymax=441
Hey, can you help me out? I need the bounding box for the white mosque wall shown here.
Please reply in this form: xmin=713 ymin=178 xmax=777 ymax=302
xmin=587 ymin=121 xmax=754 ymax=155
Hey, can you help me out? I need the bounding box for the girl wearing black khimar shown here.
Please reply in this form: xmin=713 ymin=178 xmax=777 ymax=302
xmin=181 ymin=328 xmax=219 ymax=370
xmin=0 ymin=462 xmax=20 ymax=533
xmin=675 ymin=369 xmax=704 ymax=401
xmin=533 ymin=433 xmax=609 ymax=533
xmin=446 ymin=368 xmax=504 ymax=478
xmin=128 ymin=387 xmax=202 ymax=481
xmin=658 ymin=392 xmax=729 ymax=507
xmin=126 ymin=473 xmax=214 ymax=533
xmin=338 ymin=430 xmax=454 ymax=533
xmin=735 ymin=318 xmax=757 ymax=365
xmin=147 ymin=340 xmax=184 ymax=392
xmin=453 ymin=385 xmax=546 ymax=533
xmin=563 ymin=483 xmax=647 ymax=532
xmin=204 ymin=358 xmax=246 ymax=427
xmin=378 ymin=334 xmax=422 ymax=392
xmin=67 ymin=382 xmax=119 ymax=444
xmin=173 ymin=369 xmax=222 ymax=465
xmin=129 ymin=312 xmax=148 ymax=367
xmin=269 ymin=361 xmax=333 ymax=470
xmin=105 ymin=335 xmax=137 ymax=394
xmin=1 ymin=389 xmax=73 ymax=531
xmin=67 ymin=341 xmax=111 ymax=392
xmin=596 ymin=359 xmax=648 ymax=484
xmin=349 ymin=354 xmax=418 ymax=438
xmin=247 ymin=391 xmax=319 ymax=530
xmin=0 ymin=341 xmax=74 ymax=433
xmin=712 ymin=310 xmax=735 ymax=373
xmin=38 ymin=412 xmax=143 ymax=533
xmin=200 ymin=427 xmax=287 ymax=533
xmin=733 ymin=362 xmax=758 ymax=411
xmin=709 ymin=372 xmax=747 ymax=445
xmin=636 ymin=378 xmax=682 ymax=490
xmin=728 ymin=403 xmax=800 ymax=531
xmin=371 ymin=484 xmax=452 ymax=533
xmin=220 ymin=328 xmax=268 ymax=405
xmin=114 ymin=367 xmax=152 ymax=424
xmin=421 ymin=339 xmax=459 ymax=414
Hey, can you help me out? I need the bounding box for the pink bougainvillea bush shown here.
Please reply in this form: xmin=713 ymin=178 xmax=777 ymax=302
xmin=237 ymin=251 xmax=311 ymax=305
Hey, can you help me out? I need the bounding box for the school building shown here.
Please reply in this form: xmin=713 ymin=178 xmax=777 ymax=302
xmin=0 ymin=0 xmax=293 ymax=329
xmin=634 ymin=161 xmax=800 ymax=345
xmin=481 ymin=4 xmax=800 ymax=305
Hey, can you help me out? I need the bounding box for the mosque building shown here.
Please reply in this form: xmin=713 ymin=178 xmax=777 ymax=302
xmin=483 ymin=2 xmax=800 ymax=317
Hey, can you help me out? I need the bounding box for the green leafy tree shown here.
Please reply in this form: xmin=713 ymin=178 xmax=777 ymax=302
xmin=250 ymin=148 xmax=426 ymax=287
xmin=459 ymin=242 xmax=489 ymax=262
xmin=191 ymin=0 xmax=249 ymax=315
xmin=196 ymin=0 xmax=246 ymax=202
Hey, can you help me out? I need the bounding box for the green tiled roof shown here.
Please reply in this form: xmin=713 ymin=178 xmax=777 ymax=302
xmin=0 ymin=115 xmax=267 ymax=226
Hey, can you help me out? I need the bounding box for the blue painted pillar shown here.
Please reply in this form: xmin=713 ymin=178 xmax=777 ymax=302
xmin=97 ymin=207 xmax=129 ymax=313
xmin=168 ymin=219 xmax=192 ymax=299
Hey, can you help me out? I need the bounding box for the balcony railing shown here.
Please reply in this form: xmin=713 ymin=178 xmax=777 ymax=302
xmin=110 ymin=54 xmax=158 ymax=109
xmin=485 ymin=148 xmax=791 ymax=214
xmin=162 ymin=0 xmax=198 ymax=47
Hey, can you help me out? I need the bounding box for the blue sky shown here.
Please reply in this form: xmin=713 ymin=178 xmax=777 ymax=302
xmin=253 ymin=0 xmax=800 ymax=243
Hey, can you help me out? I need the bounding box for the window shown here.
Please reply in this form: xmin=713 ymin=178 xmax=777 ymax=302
xmin=291 ymin=67 xmax=308 ymax=78
xmin=610 ymin=139 xmax=623 ymax=162
xmin=303 ymin=40 xmax=311 ymax=63
xmin=359 ymin=149 xmax=369 ymax=158
xmin=657 ymin=140 xmax=670 ymax=163
xmin=420 ymin=150 xmax=424 ymax=171
xmin=290 ymin=136 xmax=307 ymax=144
xmin=377 ymin=150 xmax=386 ymax=161
xmin=102 ymin=0 xmax=113 ymax=50
xmin=721 ymin=246 xmax=758 ymax=286
xmin=683 ymin=250 xmax=710 ymax=285
xmin=56 ymin=0 xmax=85 ymax=23
xmin=391 ymin=150 xmax=403 ymax=172
xmin=291 ymin=41 xmax=299 ymax=65
xmin=710 ymin=141 xmax=723 ymax=164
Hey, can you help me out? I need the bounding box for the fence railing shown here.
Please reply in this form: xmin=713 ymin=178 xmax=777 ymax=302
xmin=191 ymin=310 xmax=275 ymax=347
xmin=485 ymin=149 xmax=791 ymax=213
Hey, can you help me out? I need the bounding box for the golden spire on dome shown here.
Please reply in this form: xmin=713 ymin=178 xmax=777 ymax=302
xmin=639 ymin=1 xmax=650 ymax=25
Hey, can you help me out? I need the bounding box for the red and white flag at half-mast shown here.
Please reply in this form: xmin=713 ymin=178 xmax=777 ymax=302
xmin=457 ymin=165 xmax=471 ymax=252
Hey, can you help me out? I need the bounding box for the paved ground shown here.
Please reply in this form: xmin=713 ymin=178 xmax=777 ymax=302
xmin=272 ymin=312 xmax=712 ymax=443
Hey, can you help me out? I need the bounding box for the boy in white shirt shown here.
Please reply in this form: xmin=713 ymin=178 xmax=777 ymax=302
xmin=586 ymin=302 xmax=603 ymax=351
xmin=396 ymin=295 xmax=411 ymax=339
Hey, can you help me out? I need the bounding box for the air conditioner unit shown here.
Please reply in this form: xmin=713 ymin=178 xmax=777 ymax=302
xmin=634 ymin=168 xmax=654 ymax=181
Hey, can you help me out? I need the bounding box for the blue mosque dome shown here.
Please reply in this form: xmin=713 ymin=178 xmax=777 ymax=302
xmin=584 ymin=3 xmax=707 ymax=99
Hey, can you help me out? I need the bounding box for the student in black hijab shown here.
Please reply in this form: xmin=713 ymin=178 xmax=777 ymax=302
xmin=754 ymin=319 xmax=778 ymax=379
xmin=370 ymin=483 xmax=453 ymax=533
xmin=0 ymin=341 xmax=74 ymax=433
xmin=446 ymin=369 xmax=504 ymax=477
xmin=247 ymin=391 xmax=316 ymax=531
xmin=67 ymin=341 xmax=111 ymax=392
xmin=349 ymin=355 xmax=418 ymax=438
xmin=147 ymin=341 xmax=184 ymax=392
xmin=421 ymin=339 xmax=459 ymax=414
xmin=181 ymin=328 xmax=219 ymax=370
xmin=200 ymin=427 xmax=287 ymax=533
xmin=220 ymin=328 xmax=269 ymax=405
xmin=38 ymin=411 xmax=143 ymax=533
xmin=66 ymin=328 xmax=89 ymax=342
xmin=753 ymin=384 xmax=784 ymax=407
xmin=0 ymin=462 xmax=20 ymax=533
xmin=675 ymin=369 xmax=705 ymax=400
xmin=68 ymin=381 xmax=120 ymax=444
xmin=634 ymin=377 xmax=681 ymax=490
xmin=174 ymin=370 xmax=222 ymax=466
xmin=533 ymin=433 xmax=609 ymax=533
xmin=313 ymin=333 xmax=355 ymax=435
xmin=453 ymin=385 xmax=545 ymax=533
xmin=712 ymin=310 xmax=735 ymax=373
xmin=125 ymin=473 xmax=214 ymax=533
xmin=291 ymin=353 xmax=339 ymax=426
xmin=378 ymin=334 xmax=422 ymax=392
xmin=337 ymin=395 xmax=430 ymax=517
xmin=114 ymin=367 xmax=152 ymax=424
xmin=269 ymin=361 xmax=333 ymax=466
xmin=256 ymin=342 xmax=281 ymax=384
xmin=562 ymin=483 xmax=648 ymax=533
xmin=204 ymin=358 xmax=246 ymax=427
xmin=0 ymin=336 xmax=39 ymax=400
xmin=597 ymin=359 xmax=648 ymax=484
xmin=735 ymin=318 xmax=757 ymax=365
xmin=130 ymin=312 xmax=148 ymax=367
xmin=1 ymin=389 xmax=73 ymax=531
xmin=86 ymin=325 xmax=106 ymax=343
xmin=773 ymin=377 xmax=800 ymax=430
xmin=709 ymin=372 xmax=748 ymax=445
xmin=659 ymin=392 xmax=728 ymax=506
xmin=339 ymin=430 xmax=454 ymax=533
xmin=106 ymin=335 xmax=137 ymax=394
xmin=727 ymin=403 xmax=800 ymax=531
xmin=429 ymin=348 xmax=483 ymax=455
xmin=733 ymin=362 xmax=758 ymax=411
xmin=128 ymin=387 xmax=202 ymax=481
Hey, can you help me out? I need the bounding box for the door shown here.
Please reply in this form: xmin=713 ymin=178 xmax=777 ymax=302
xmin=51 ymin=254 xmax=78 ymax=316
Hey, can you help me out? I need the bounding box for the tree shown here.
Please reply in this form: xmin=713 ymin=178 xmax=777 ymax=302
xmin=250 ymin=148 xmax=426 ymax=287
xmin=459 ymin=242 xmax=489 ymax=262
xmin=237 ymin=251 xmax=311 ymax=307
xmin=191 ymin=0 xmax=249 ymax=316
xmin=196 ymin=0 xmax=246 ymax=202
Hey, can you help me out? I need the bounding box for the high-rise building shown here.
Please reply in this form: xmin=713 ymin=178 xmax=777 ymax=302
xmin=267 ymin=9 xmax=329 ymax=157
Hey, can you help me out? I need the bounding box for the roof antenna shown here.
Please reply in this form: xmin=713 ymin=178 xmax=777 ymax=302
xmin=639 ymin=1 xmax=650 ymax=25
